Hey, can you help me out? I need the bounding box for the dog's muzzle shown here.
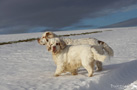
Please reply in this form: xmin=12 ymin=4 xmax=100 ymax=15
xmin=52 ymin=46 xmax=57 ymax=53
xmin=37 ymin=38 xmax=40 ymax=43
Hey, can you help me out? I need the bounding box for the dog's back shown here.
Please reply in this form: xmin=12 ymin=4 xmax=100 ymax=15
xmin=64 ymin=45 xmax=107 ymax=64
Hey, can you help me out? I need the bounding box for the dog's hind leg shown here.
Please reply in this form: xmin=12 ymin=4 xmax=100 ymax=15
xmin=82 ymin=59 xmax=95 ymax=77
xmin=95 ymin=61 xmax=102 ymax=71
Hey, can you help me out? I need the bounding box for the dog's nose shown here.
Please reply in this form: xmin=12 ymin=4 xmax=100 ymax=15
xmin=37 ymin=38 xmax=40 ymax=43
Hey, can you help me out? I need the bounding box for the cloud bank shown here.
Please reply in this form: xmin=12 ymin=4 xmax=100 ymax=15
xmin=0 ymin=0 xmax=137 ymax=34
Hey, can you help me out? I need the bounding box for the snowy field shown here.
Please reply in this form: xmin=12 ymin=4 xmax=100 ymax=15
xmin=0 ymin=27 xmax=137 ymax=90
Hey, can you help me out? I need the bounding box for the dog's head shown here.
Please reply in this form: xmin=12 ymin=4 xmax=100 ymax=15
xmin=37 ymin=31 xmax=57 ymax=45
xmin=47 ymin=38 xmax=66 ymax=54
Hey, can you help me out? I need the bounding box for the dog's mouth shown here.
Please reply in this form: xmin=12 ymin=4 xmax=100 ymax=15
xmin=52 ymin=46 xmax=57 ymax=53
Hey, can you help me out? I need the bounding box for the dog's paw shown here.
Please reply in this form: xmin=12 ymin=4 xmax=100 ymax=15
xmin=71 ymin=72 xmax=78 ymax=75
xmin=96 ymin=67 xmax=102 ymax=72
xmin=88 ymin=74 xmax=93 ymax=77
xmin=54 ymin=74 xmax=59 ymax=77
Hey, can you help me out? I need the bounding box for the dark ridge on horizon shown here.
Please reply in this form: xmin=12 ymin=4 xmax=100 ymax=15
xmin=0 ymin=30 xmax=105 ymax=45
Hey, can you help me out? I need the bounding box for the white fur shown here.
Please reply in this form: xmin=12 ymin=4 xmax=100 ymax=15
xmin=38 ymin=31 xmax=113 ymax=56
xmin=38 ymin=31 xmax=114 ymax=71
xmin=47 ymin=38 xmax=108 ymax=77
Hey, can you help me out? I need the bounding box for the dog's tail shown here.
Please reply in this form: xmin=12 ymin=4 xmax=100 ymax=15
xmin=98 ymin=40 xmax=114 ymax=57
xmin=91 ymin=46 xmax=109 ymax=62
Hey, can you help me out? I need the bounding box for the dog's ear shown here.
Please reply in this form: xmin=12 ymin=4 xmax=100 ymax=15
xmin=60 ymin=39 xmax=66 ymax=49
xmin=46 ymin=38 xmax=49 ymax=42
xmin=46 ymin=32 xmax=57 ymax=38
xmin=46 ymin=38 xmax=51 ymax=51
xmin=46 ymin=32 xmax=52 ymax=38
xmin=98 ymin=40 xmax=104 ymax=45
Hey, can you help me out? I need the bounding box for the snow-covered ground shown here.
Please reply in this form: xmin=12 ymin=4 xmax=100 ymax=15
xmin=0 ymin=27 xmax=137 ymax=90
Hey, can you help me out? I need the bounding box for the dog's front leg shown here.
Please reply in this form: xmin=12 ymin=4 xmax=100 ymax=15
xmin=54 ymin=64 xmax=65 ymax=77
xmin=71 ymin=69 xmax=78 ymax=75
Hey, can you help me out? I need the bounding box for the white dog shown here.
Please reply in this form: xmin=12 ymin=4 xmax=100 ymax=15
xmin=46 ymin=38 xmax=108 ymax=77
xmin=37 ymin=31 xmax=114 ymax=71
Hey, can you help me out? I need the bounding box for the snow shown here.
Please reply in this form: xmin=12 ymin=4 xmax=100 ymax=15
xmin=0 ymin=27 xmax=137 ymax=90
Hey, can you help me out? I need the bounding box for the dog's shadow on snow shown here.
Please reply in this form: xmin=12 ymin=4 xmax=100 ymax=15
xmin=76 ymin=60 xmax=137 ymax=77
xmin=72 ymin=60 xmax=137 ymax=90
xmin=87 ymin=60 xmax=137 ymax=90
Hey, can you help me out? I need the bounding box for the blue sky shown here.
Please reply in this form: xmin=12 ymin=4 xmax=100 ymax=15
xmin=0 ymin=0 xmax=137 ymax=34
xmin=63 ymin=7 xmax=137 ymax=30
xmin=83 ymin=9 xmax=137 ymax=27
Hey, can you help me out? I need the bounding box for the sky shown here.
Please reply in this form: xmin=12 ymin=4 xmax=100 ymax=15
xmin=0 ymin=0 xmax=137 ymax=34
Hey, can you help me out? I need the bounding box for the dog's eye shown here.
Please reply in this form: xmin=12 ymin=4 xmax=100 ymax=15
xmin=56 ymin=43 xmax=60 ymax=45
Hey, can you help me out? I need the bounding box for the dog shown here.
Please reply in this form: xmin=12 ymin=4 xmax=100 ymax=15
xmin=37 ymin=31 xmax=114 ymax=71
xmin=46 ymin=38 xmax=108 ymax=77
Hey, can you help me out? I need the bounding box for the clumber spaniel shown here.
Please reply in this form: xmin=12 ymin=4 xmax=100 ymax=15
xmin=37 ymin=31 xmax=114 ymax=71
xmin=46 ymin=38 xmax=108 ymax=77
